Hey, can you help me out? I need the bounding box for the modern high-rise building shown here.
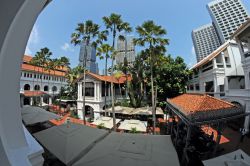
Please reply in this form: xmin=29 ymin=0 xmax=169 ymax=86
xmin=115 ymin=36 xmax=136 ymax=64
xmin=207 ymin=0 xmax=249 ymax=43
xmin=192 ymin=23 xmax=221 ymax=62
xmin=79 ymin=42 xmax=98 ymax=74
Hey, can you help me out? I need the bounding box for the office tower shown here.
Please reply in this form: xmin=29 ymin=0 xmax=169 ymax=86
xmin=116 ymin=36 xmax=136 ymax=64
xmin=207 ymin=0 xmax=249 ymax=43
xmin=192 ymin=23 xmax=221 ymax=62
xmin=79 ymin=42 xmax=98 ymax=73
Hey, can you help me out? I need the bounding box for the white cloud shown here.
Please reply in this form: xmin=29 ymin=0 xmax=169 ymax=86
xmin=61 ymin=43 xmax=74 ymax=52
xmin=25 ymin=25 xmax=40 ymax=55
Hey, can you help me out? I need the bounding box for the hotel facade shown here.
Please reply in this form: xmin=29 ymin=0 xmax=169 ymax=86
xmin=20 ymin=55 xmax=68 ymax=106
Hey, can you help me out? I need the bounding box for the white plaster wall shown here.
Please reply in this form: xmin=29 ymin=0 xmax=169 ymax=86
xmin=0 ymin=0 xmax=49 ymax=165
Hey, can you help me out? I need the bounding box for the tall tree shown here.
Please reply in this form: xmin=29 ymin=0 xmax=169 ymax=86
xmin=96 ymin=43 xmax=113 ymax=116
xmin=102 ymin=13 xmax=132 ymax=131
xmin=134 ymin=20 xmax=169 ymax=134
xmin=30 ymin=47 xmax=52 ymax=106
xmin=71 ymin=20 xmax=101 ymax=124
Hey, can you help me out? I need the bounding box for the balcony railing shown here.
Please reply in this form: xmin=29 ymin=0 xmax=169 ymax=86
xmin=225 ymin=89 xmax=250 ymax=98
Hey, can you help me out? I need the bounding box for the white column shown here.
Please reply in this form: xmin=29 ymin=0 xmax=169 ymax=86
xmin=213 ymin=58 xmax=217 ymax=69
xmin=221 ymin=52 xmax=226 ymax=68
xmin=0 ymin=1 xmax=48 ymax=165
xmin=30 ymin=97 xmax=33 ymax=106
xmin=49 ymin=97 xmax=52 ymax=105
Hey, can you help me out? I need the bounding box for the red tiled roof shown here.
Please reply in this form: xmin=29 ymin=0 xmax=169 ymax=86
xmin=23 ymin=91 xmax=47 ymax=97
xmin=78 ymin=72 xmax=131 ymax=84
xmin=22 ymin=55 xmax=68 ymax=72
xmin=22 ymin=63 xmax=66 ymax=77
xmin=168 ymin=93 xmax=236 ymax=116
xmin=23 ymin=55 xmax=33 ymax=63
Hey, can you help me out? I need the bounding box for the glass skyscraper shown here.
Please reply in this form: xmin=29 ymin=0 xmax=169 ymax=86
xmin=79 ymin=42 xmax=98 ymax=74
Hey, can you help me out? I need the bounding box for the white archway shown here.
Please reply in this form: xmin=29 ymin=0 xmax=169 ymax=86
xmin=0 ymin=0 xmax=50 ymax=165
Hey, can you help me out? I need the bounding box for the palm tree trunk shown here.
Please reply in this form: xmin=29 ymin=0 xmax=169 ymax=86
xmin=82 ymin=43 xmax=87 ymax=125
xmin=150 ymin=49 xmax=156 ymax=135
xmin=111 ymin=28 xmax=116 ymax=131
xmin=104 ymin=56 xmax=108 ymax=116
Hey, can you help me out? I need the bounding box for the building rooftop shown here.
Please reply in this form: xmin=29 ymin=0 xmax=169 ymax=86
xmin=77 ymin=72 xmax=131 ymax=84
xmin=191 ymin=41 xmax=231 ymax=70
xmin=167 ymin=93 xmax=243 ymax=123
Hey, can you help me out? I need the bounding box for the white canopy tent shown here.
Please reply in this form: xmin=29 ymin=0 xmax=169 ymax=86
xmin=107 ymin=106 xmax=164 ymax=115
xmin=203 ymin=149 xmax=250 ymax=166
xmin=73 ymin=133 xmax=180 ymax=166
xmin=91 ymin=117 xmax=121 ymax=129
xmin=118 ymin=119 xmax=147 ymax=132
xmin=21 ymin=105 xmax=60 ymax=125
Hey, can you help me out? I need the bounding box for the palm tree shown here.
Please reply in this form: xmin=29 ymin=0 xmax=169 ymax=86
xmin=96 ymin=43 xmax=113 ymax=116
xmin=30 ymin=47 xmax=52 ymax=106
xmin=71 ymin=20 xmax=101 ymax=124
xmin=134 ymin=20 xmax=169 ymax=134
xmin=102 ymin=13 xmax=132 ymax=131
xmin=114 ymin=71 xmax=123 ymax=96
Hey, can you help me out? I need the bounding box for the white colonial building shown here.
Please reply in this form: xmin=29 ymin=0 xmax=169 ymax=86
xmin=187 ymin=36 xmax=250 ymax=131
xmin=20 ymin=55 xmax=68 ymax=106
xmin=77 ymin=72 xmax=127 ymax=120
xmin=229 ymin=18 xmax=250 ymax=133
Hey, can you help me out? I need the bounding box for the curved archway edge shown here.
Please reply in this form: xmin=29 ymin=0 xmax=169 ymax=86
xmin=0 ymin=0 xmax=49 ymax=165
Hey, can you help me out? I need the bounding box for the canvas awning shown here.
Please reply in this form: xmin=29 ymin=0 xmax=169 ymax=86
xmin=203 ymin=149 xmax=250 ymax=166
xmin=118 ymin=119 xmax=147 ymax=132
xmin=91 ymin=117 xmax=121 ymax=129
xmin=107 ymin=106 xmax=164 ymax=115
xmin=73 ymin=132 xmax=180 ymax=166
xmin=21 ymin=105 xmax=60 ymax=125
xmin=33 ymin=123 xmax=108 ymax=165
xmin=133 ymin=107 xmax=164 ymax=115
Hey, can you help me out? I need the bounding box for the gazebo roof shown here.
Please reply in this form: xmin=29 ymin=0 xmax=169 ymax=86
xmin=167 ymin=94 xmax=245 ymax=124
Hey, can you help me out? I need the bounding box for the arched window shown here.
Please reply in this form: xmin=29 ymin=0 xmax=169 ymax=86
xmin=34 ymin=85 xmax=40 ymax=91
xmin=52 ymin=86 xmax=57 ymax=92
xmin=24 ymin=84 xmax=30 ymax=91
xmin=44 ymin=85 xmax=49 ymax=91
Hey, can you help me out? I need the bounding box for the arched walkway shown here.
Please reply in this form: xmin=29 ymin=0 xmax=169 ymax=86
xmin=24 ymin=84 xmax=30 ymax=90
xmin=52 ymin=86 xmax=57 ymax=92
xmin=34 ymin=85 xmax=40 ymax=91
xmin=44 ymin=85 xmax=49 ymax=91
xmin=85 ymin=105 xmax=94 ymax=119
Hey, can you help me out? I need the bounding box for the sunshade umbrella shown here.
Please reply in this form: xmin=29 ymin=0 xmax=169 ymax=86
xmin=91 ymin=117 xmax=121 ymax=129
xmin=73 ymin=132 xmax=180 ymax=166
xmin=21 ymin=105 xmax=60 ymax=125
xmin=118 ymin=119 xmax=147 ymax=132
xmin=203 ymin=149 xmax=250 ymax=166
xmin=133 ymin=107 xmax=164 ymax=115
xmin=33 ymin=123 xmax=109 ymax=165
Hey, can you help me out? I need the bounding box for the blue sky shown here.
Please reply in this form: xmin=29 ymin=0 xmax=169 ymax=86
xmin=25 ymin=0 xmax=250 ymax=72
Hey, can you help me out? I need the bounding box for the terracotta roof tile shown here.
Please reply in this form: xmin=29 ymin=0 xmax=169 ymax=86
xmin=78 ymin=72 xmax=131 ymax=84
xmin=21 ymin=64 xmax=66 ymax=77
xmin=168 ymin=93 xmax=236 ymax=116
xmin=23 ymin=91 xmax=47 ymax=97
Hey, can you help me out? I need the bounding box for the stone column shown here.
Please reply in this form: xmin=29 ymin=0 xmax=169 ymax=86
xmin=221 ymin=52 xmax=226 ymax=68
xmin=30 ymin=97 xmax=33 ymax=106
xmin=49 ymin=97 xmax=52 ymax=105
